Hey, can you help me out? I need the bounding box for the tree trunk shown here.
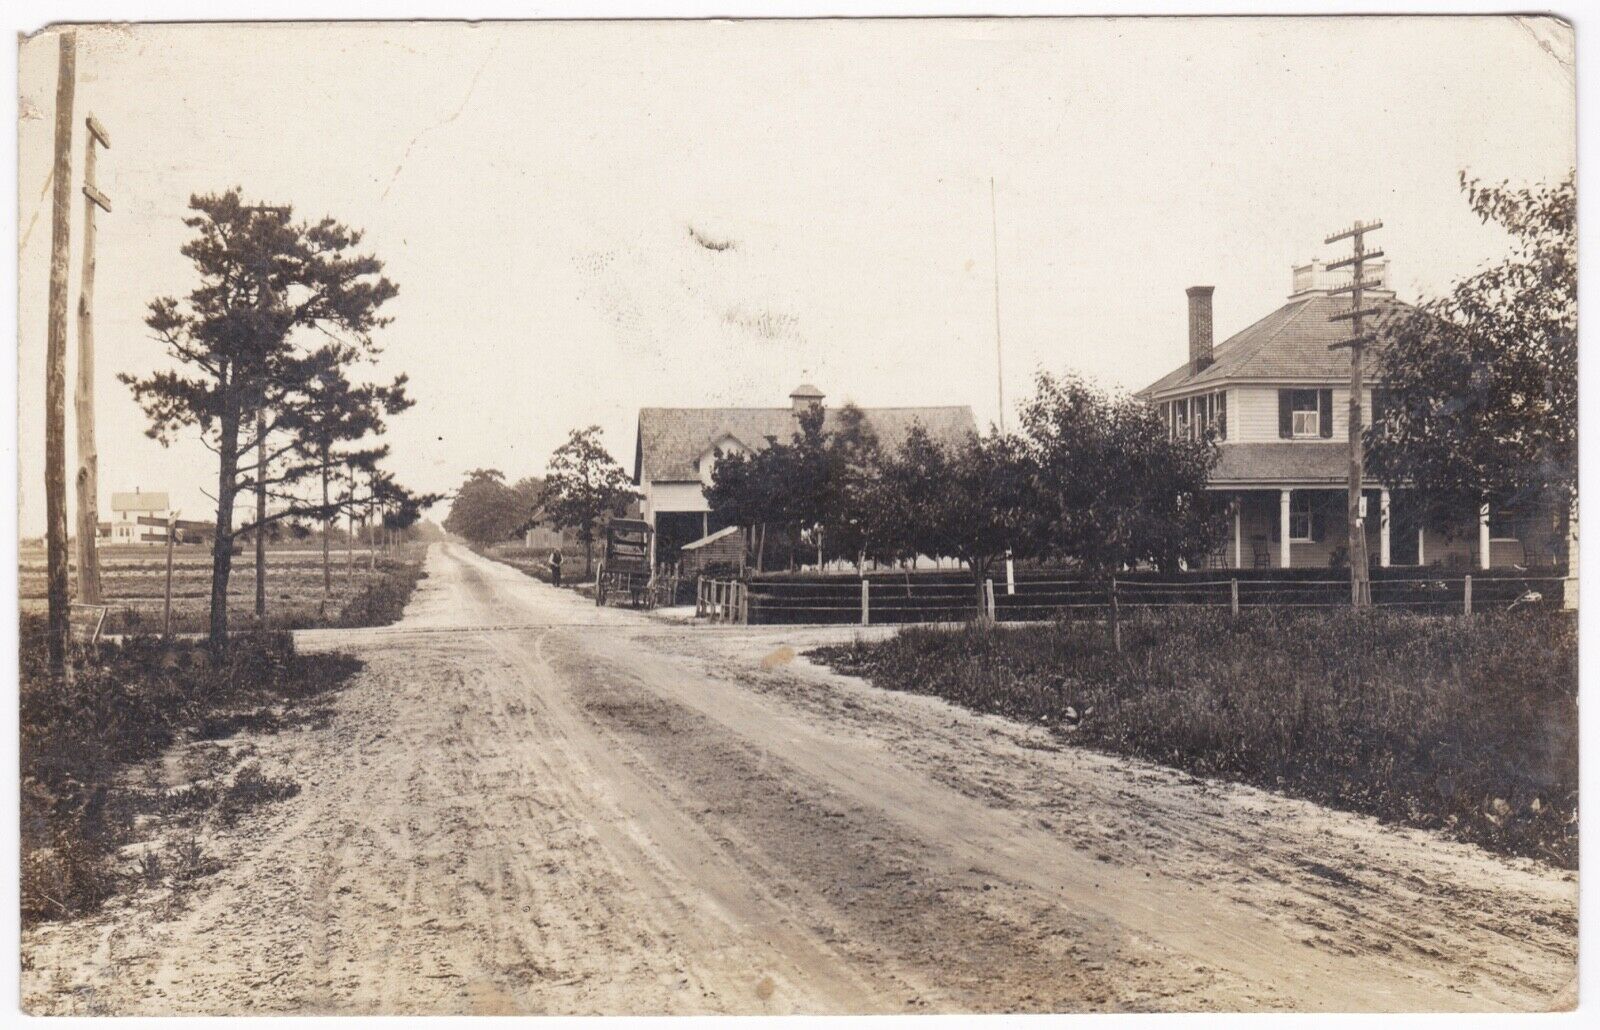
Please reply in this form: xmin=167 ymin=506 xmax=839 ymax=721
xmin=254 ymin=413 xmax=266 ymax=621
xmin=974 ymin=568 xmax=987 ymax=621
xmin=321 ymin=459 xmax=331 ymax=598
xmin=209 ymin=413 xmax=239 ymax=650
xmin=584 ymin=536 xmax=594 ymax=577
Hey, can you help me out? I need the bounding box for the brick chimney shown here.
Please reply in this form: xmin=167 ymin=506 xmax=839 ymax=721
xmin=1186 ymin=286 xmax=1215 ymax=372
xmin=789 ymin=383 xmax=825 ymax=414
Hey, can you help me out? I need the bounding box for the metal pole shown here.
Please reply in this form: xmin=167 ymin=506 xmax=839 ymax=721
xmin=990 ymin=177 xmax=1006 ymax=432
xmin=74 ymin=114 xmax=109 ymax=606
xmin=44 ymin=31 xmax=76 ymax=673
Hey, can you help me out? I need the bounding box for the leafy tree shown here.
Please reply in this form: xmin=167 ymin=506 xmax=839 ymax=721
xmin=122 ymin=190 xmax=398 ymax=648
xmin=1021 ymin=371 xmax=1224 ymax=579
xmin=285 ymin=344 xmax=413 ymax=595
xmin=443 ymin=469 xmax=527 ymax=545
xmin=704 ymin=404 xmax=842 ymax=572
xmin=539 ymin=428 xmax=639 ymax=575
xmin=1367 ymin=171 xmax=1576 ymax=554
xmin=886 ymin=425 xmax=1042 ymax=611
xmin=819 ymin=404 xmax=887 ymax=569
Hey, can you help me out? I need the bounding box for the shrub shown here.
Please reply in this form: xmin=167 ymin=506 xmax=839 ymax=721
xmin=332 ymin=558 xmax=427 ymax=627
xmin=810 ymin=608 xmax=1577 ymax=866
xmin=19 ymin=616 xmax=360 ymax=925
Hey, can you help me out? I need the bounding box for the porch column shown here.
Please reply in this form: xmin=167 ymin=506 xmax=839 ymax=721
xmin=1279 ymin=489 xmax=1292 ymax=568
xmin=1478 ymin=503 xmax=1492 ymax=570
xmin=1379 ymin=489 xmax=1391 ymax=568
xmin=1232 ymin=497 xmax=1243 ymax=569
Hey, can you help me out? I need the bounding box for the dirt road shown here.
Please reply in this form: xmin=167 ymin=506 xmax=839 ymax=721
xmin=22 ymin=543 xmax=1576 ymax=1014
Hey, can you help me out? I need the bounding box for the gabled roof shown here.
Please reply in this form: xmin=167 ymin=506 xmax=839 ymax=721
xmin=110 ymin=491 xmax=168 ymax=512
xmin=1140 ymin=293 xmax=1409 ymax=399
xmin=634 ymin=405 xmax=978 ymax=484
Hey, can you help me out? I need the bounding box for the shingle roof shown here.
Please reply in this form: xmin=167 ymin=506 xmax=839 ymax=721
xmin=634 ymin=405 xmax=978 ymax=483
xmin=1140 ymin=293 xmax=1408 ymax=399
xmin=110 ymin=491 xmax=169 ymax=512
xmin=1210 ymin=443 xmax=1385 ymax=487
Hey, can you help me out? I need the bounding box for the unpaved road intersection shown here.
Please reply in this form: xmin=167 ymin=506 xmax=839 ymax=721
xmin=23 ymin=543 xmax=1576 ymax=1014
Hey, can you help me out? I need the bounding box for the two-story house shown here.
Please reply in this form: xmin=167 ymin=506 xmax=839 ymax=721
xmin=1138 ymin=261 xmax=1557 ymax=570
xmin=105 ymin=488 xmax=170 ymax=546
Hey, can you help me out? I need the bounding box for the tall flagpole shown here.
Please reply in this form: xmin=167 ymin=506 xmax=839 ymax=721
xmin=991 ymin=177 xmax=1015 ymax=596
xmin=990 ymin=176 xmax=1005 ymax=433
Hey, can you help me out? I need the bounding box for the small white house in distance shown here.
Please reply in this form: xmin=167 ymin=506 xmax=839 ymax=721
xmin=105 ymin=488 xmax=169 ymax=545
xmin=632 ymin=385 xmax=977 ymax=563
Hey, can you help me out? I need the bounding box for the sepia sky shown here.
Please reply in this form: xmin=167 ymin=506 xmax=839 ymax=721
xmin=15 ymin=17 xmax=1574 ymax=536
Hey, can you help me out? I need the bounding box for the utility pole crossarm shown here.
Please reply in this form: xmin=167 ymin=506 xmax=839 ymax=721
xmin=82 ymin=183 xmax=111 ymax=212
xmin=1323 ymin=219 xmax=1384 ymax=245
xmin=1324 ymin=249 xmax=1385 ymax=272
xmin=1328 ymin=307 xmax=1382 ymax=323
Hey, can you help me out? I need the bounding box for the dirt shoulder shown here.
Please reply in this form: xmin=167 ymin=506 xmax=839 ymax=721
xmin=21 ymin=544 xmax=1577 ymax=1014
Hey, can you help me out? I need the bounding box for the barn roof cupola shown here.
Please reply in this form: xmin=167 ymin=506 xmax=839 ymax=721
xmin=789 ymin=383 xmax=825 ymax=413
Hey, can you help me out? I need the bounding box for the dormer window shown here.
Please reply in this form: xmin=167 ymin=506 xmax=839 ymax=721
xmin=697 ymin=433 xmax=749 ymax=487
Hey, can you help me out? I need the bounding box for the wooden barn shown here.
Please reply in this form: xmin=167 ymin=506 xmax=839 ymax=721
xmin=678 ymin=525 xmax=746 ymax=576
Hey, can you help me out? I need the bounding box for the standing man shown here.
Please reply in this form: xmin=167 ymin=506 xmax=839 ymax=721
xmin=549 ymin=547 xmax=564 ymax=588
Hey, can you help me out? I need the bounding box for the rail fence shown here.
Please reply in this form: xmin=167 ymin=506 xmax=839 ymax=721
xmin=694 ymin=568 xmax=1568 ymax=626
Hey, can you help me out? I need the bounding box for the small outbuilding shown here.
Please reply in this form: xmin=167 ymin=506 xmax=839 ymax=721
xmin=678 ymin=525 xmax=746 ymax=576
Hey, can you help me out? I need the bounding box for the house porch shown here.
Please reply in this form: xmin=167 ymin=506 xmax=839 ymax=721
xmin=1212 ymin=489 xmax=1562 ymax=571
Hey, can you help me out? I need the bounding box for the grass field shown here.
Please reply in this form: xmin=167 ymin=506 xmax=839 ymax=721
xmin=809 ymin=608 xmax=1578 ymax=867
xmin=19 ymin=543 xmax=428 ymax=634
xmin=480 ymin=542 xmax=592 ymax=589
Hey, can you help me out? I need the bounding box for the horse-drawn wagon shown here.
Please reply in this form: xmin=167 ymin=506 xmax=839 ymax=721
xmin=595 ymin=518 xmax=655 ymax=608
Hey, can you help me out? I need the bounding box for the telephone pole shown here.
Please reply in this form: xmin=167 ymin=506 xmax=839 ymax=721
xmin=44 ymin=31 xmax=77 ymax=673
xmin=1325 ymin=219 xmax=1384 ymax=608
xmin=74 ymin=114 xmax=111 ymax=605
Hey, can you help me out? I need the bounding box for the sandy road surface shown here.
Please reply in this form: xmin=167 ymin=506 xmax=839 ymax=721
xmin=23 ymin=543 xmax=1576 ymax=1014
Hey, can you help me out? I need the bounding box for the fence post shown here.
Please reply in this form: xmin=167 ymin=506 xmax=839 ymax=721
xmin=1230 ymin=578 xmax=1239 ymax=621
xmin=1464 ymin=574 xmax=1473 ymax=617
xmin=861 ymin=578 xmax=870 ymax=626
xmin=985 ymin=577 xmax=997 ymax=622
xmin=163 ymin=517 xmax=176 ymax=639
xmin=740 ymin=582 xmax=750 ymax=625
xmin=1110 ymin=576 xmax=1122 ymax=653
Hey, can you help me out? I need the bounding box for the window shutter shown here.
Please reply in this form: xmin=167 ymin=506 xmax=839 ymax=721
xmin=1319 ymin=389 xmax=1334 ymax=438
xmin=1278 ymin=391 xmax=1293 ymax=439
xmin=1216 ymin=391 xmax=1227 ymax=440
